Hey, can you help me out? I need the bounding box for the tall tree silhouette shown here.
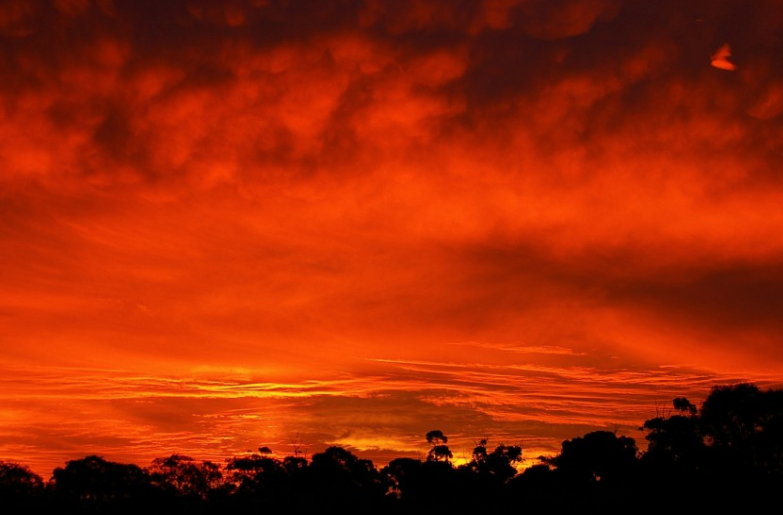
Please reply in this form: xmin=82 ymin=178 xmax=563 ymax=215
xmin=425 ymin=430 xmax=453 ymax=463
xmin=641 ymin=396 xmax=705 ymax=475
xmin=699 ymin=383 xmax=783 ymax=475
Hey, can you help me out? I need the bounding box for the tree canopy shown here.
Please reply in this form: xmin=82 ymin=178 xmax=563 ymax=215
xmin=3 ymin=382 xmax=782 ymax=513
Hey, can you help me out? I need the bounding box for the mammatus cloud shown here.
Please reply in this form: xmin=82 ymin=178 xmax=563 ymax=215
xmin=2 ymin=0 xmax=783 ymax=477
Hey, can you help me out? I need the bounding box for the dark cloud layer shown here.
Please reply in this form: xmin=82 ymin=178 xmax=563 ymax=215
xmin=2 ymin=0 xmax=782 ymax=193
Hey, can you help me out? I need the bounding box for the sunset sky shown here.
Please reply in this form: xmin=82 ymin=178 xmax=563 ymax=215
xmin=3 ymin=0 xmax=783 ymax=477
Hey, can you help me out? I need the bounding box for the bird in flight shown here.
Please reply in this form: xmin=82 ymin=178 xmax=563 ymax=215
xmin=711 ymin=43 xmax=737 ymax=71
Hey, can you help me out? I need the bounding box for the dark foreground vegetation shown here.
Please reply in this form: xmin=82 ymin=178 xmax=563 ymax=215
xmin=2 ymin=383 xmax=783 ymax=514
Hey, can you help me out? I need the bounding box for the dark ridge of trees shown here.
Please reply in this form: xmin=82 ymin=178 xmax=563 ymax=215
xmin=0 ymin=461 xmax=46 ymax=511
xmin=2 ymin=382 xmax=783 ymax=514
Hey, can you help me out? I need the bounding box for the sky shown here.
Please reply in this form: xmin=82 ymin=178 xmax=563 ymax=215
xmin=2 ymin=0 xmax=783 ymax=478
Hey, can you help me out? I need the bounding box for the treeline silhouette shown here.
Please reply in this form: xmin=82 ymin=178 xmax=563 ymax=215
xmin=2 ymin=382 xmax=782 ymax=514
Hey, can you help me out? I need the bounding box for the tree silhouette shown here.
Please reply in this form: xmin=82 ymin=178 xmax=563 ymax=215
xmin=282 ymin=455 xmax=307 ymax=475
xmin=149 ymin=454 xmax=222 ymax=499
xmin=462 ymin=440 xmax=522 ymax=483
xmin=699 ymin=383 xmax=783 ymax=475
xmin=0 ymin=461 xmax=46 ymax=509
xmin=305 ymin=446 xmax=388 ymax=514
xmin=225 ymin=453 xmax=286 ymax=497
xmin=507 ymin=463 xmax=559 ymax=511
xmin=0 ymin=461 xmax=44 ymax=497
xmin=641 ymin=395 xmax=705 ymax=474
xmin=425 ymin=430 xmax=453 ymax=463
xmin=309 ymin=445 xmax=382 ymax=490
xmin=382 ymin=457 xmax=423 ymax=502
xmin=51 ymin=455 xmax=155 ymax=509
xmin=2 ymin=382 xmax=782 ymax=513
xmin=544 ymin=430 xmax=639 ymax=486
xmin=471 ymin=439 xmax=489 ymax=463
xmin=673 ymin=397 xmax=697 ymax=415
xmin=426 ymin=430 xmax=448 ymax=445
xmin=639 ymin=383 xmax=783 ymax=509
